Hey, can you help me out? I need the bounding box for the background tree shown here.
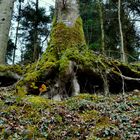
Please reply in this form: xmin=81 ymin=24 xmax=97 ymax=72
xmin=19 ymin=1 xmax=50 ymax=63
xmin=118 ymin=0 xmax=125 ymax=62
xmin=12 ymin=0 xmax=23 ymax=64
xmin=97 ymin=0 xmax=105 ymax=54
xmin=0 ymin=0 xmax=15 ymax=64
xmin=79 ymin=0 xmax=140 ymax=61
xmin=33 ymin=0 xmax=39 ymax=62
xmin=6 ymin=39 xmax=16 ymax=63
xmin=104 ymin=0 xmax=140 ymax=61
xmin=79 ymin=0 xmax=101 ymax=50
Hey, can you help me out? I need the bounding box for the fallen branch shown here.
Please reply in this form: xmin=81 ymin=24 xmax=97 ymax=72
xmin=120 ymin=74 xmax=140 ymax=81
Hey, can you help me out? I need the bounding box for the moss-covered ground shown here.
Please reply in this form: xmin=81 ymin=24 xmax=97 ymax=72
xmin=0 ymin=90 xmax=139 ymax=140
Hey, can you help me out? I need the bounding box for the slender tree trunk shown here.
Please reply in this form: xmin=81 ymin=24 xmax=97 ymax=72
xmin=118 ymin=0 xmax=126 ymax=62
xmin=0 ymin=0 xmax=15 ymax=64
xmin=33 ymin=0 xmax=39 ymax=62
xmin=98 ymin=0 xmax=105 ymax=54
xmin=13 ymin=0 xmax=22 ymax=64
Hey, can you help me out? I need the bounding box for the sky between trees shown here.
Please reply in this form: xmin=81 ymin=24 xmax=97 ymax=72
xmin=10 ymin=0 xmax=55 ymax=63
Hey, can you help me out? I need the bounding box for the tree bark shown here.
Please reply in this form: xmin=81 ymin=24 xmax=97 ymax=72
xmin=98 ymin=0 xmax=105 ymax=54
xmin=55 ymin=0 xmax=79 ymax=26
xmin=0 ymin=0 xmax=14 ymax=64
xmin=13 ymin=0 xmax=22 ymax=64
xmin=118 ymin=0 xmax=126 ymax=63
xmin=33 ymin=0 xmax=39 ymax=62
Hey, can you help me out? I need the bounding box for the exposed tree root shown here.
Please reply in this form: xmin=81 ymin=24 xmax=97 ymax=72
xmin=0 ymin=84 xmax=15 ymax=92
xmin=0 ymin=51 xmax=139 ymax=100
xmin=0 ymin=65 xmax=22 ymax=87
xmin=14 ymin=48 xmax=140 ymax=100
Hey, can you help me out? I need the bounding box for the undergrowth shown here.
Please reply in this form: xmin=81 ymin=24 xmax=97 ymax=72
xmin=0 ymin=90 xmax=140 ymax=140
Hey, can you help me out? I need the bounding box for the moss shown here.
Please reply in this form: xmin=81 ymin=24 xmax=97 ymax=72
xmin=128 ymin=95 xmax=140 ymax=101
xmin=60 ymin=47 xmax=107 ymax=72
xmin=55 ymin=114 xmax=63 ymax=123
xmin=25 ymin=96 xmax=50 ymax=108
xmin=4 ymin=105 xmax=20 ymax=113
xmin=48 ymin=17 xmax=86 ymax=56
xmin=0 ymin=99 xmax=5 ymax=107
xmin=80 ymin=110 xmax=99 ymax=122
xmin=0 ymin=64 xmax=23 ymax=75
xmin=93 ymin=116 xmax=117 ymax=138
xmin=75 ymin=94 xmax=103 ymax=101
xmin=10 ymin=65 xmax=23 ymax=75
xmin=112 ymin=61 xmax=140 ymax=78
xmin=16 ymin=86 xmax=27 ymax=97
xmin=65 ymin=94 xmax=99 ymax=111
xmin=24 ymin=71 xmax=40 ymax=82
xmin=40 ymin=61 xmax=57 ymax=70
xmin=96 ymin=116 xmax=112 ymax=128
xmin=128 ymin=95 xmax=140 ymax=105
xmin=59 ymin=56 xmax=70 ymax=74
xmin=16 ymin=62 xmax=57 ymax=95
xmin=30 ymin=82 xmax=38 ymax=89
xmin=0 ymin=65 xmax=12 ymax=72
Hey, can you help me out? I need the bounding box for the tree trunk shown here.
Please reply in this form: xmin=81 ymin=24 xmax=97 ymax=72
xmin=33 ymin=0 xmax=39 ymax=62
xmin=13 ymin=0 xmax=22 ymax=64
xmin=98 ymin=0 xmax=105 ymax=54
xmin=17 ymin=0 xmax=86 ymax=99
xmin=0 ymin=0 xmax=14 ymax=64
xmin=118 ymin=0 xmax=126 ymax=63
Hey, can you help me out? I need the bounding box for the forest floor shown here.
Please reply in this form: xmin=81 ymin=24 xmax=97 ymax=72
xmin=0 ymin=89 xmax=140 ymax=140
